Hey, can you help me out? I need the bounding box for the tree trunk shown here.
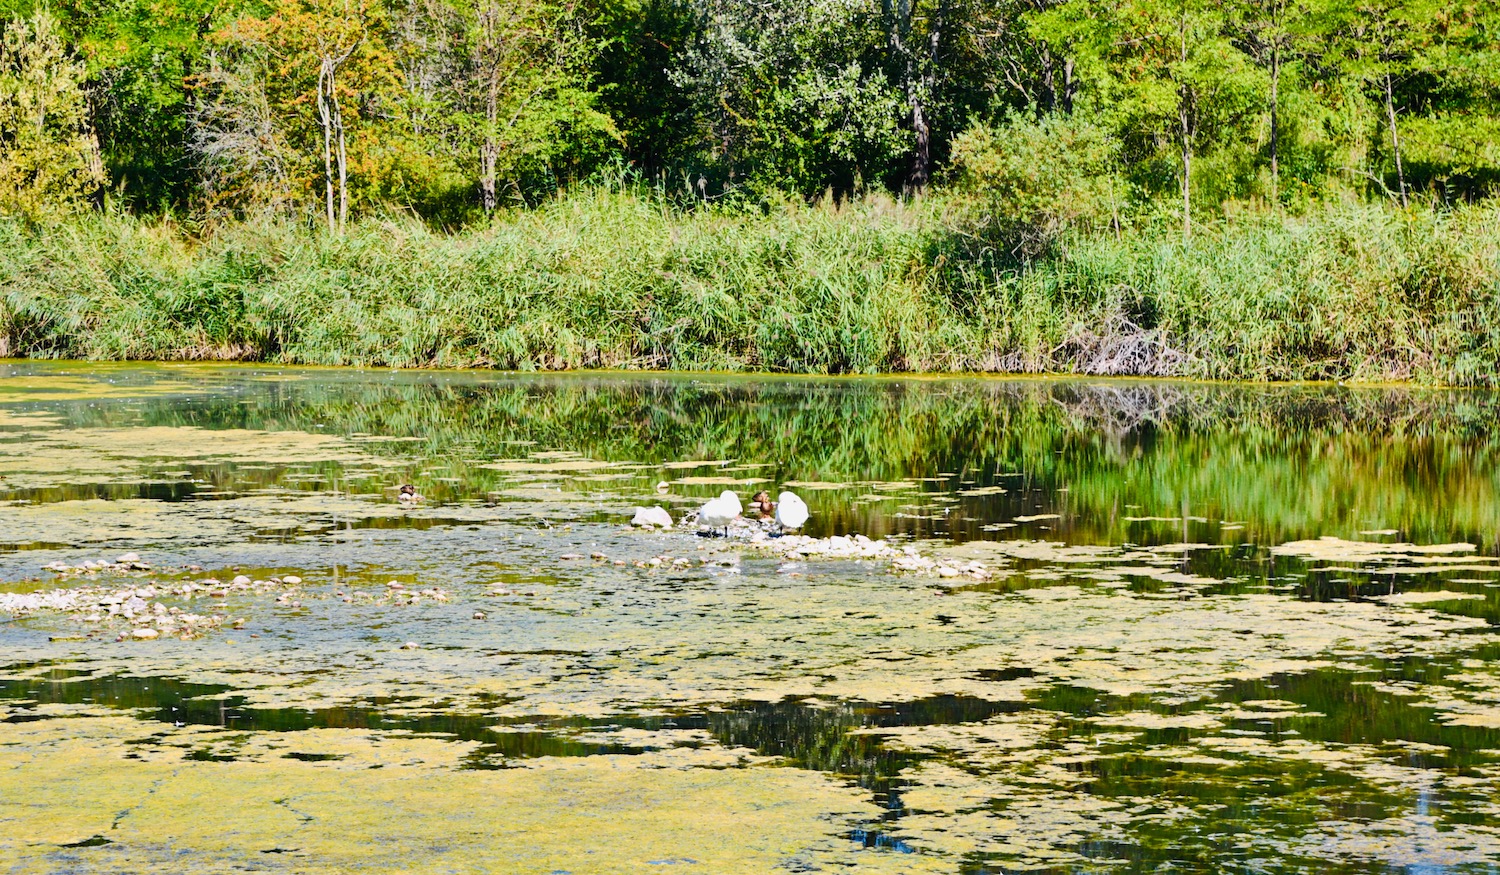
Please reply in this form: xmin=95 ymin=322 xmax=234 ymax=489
xmin=883 ymin=0 xmax=933 ymax=194
xmin=335 ymin=93 xmax=348 ymax=229
xmin=1269 ymin=47 xmax=1279 ymax=204
xmin=1062 ymin=57 xmax=1076 ymax=113
xmin=907 ymin=0 xmax=946 ymax=192
xmin=480 ymin=143 xmax=497 ymax=212
xmin=1179 ymin=94 xmax=1192 ymax=240
xmin=1384 ymin=72 xmax=1408 ymax=207
xmin=1040 ymin=48 xmax=1057 ymax=112
xmin=481 ymin=71 xmax=499 ymax=211
xmin=181 ymin=12 xmax=212 ymax=207
xmin=317 ymin=58 xmax=336 ymax=232
xmin=1038 ymin=49 xmax=1075 ymax=114
xmin=475 ymin=2 xmax=507 ymax=212
xmin=1178 ymin=16 xmax=1192 ymax=240
xmin=908 ymin=91 xmax=929 ymax=191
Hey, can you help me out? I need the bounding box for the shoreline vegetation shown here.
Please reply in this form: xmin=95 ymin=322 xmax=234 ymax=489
xmin=3 ymin=189 xmax=1498 ymax=385
xmin=2 ymin=0 xmax=1499 ymax=386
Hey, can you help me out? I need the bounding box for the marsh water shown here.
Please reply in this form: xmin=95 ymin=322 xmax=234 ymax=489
xmin=1 ymin=363 xmax=1499 ymax=874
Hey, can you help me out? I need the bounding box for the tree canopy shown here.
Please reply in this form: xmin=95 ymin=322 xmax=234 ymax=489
xmin=0 ymin=0 xmax=1495 ymax=224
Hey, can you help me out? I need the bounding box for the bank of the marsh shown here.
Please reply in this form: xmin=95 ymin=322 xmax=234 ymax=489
xmin=2 ymin=190 xmax=1498 ymax=384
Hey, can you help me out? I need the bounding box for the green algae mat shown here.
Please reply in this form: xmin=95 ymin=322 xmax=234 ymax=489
xmin=2 ymin=362 xmax=1499 ymax=874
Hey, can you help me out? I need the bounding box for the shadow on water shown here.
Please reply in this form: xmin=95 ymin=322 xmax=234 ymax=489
xmin=0 ymin=670 xmax=643 ymax=763
xmin=975 ymin=656 xmax=1500 ymax=875
xmin=5 ymin=651 xmax=1500 ymax=868
xmin=0 ymin=666 xmax=1015 ymax=850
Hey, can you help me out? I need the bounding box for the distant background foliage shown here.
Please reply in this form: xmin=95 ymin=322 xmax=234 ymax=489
xmin=0 ymin=0 xmax=1494 ymax=221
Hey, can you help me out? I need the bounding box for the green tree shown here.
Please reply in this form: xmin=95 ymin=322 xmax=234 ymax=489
xmin=586 ymin=0 xmax=700 ymax=180
xmin=392 ymin=0 xmax=617 ymax=212
xmin=1230 ymin=0 xmax=1295 ymax=202
xmin=1056 ymin=0 xmax=1263 ymax=236
xmin=59 ymin=0 xmax=227 ymax=211
xmin=199 ymin=0 xmax=398 ymax=228
xmin=0 ymin=7 xmax=104 ymax=214
xmin=458 ymin=0 xmax=614 ymax=210
xmin=949 ymin=111 xmax=1123 ymax=255
xmin=670 ymin=0 xmax=1012 ymax=196
xmin=671 ymin=0 xmax=906 ymax=196
xmin=1308 ymin=0 xmax=1441 ymax=205
xmin=980 ymin=0 xmax=1081 ymax=115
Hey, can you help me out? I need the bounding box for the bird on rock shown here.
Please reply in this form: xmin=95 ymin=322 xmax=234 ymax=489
xmin=775 ymin=491 xmax=809 ymax=533
xmin=697 ymin=490 xmax=742 ymax=536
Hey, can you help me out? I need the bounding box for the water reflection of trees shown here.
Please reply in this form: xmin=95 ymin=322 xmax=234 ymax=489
xmin=23 ymin=369 xmax=1500 ymax=550
xmin=1024 ymin=664 xmax=1500 ymax=874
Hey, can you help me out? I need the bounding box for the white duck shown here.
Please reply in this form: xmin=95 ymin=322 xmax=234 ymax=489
xmin=697 ymin=490 xmax=742 ymax=536
xmin=775 ymin=491 xmax=809 ymax=532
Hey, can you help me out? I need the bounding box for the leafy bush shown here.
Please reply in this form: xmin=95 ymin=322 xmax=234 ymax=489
xmin=0 ymin=10 xmax=105 ymax=217
xmin=948 ymin=113 xmax=1126 ymax=257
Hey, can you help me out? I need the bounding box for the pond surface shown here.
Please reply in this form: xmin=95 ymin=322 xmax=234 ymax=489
xmin=1 ymin=362 xmax=1499 ymax=874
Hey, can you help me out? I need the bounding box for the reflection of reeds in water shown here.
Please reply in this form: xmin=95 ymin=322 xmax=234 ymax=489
xmin=1023 ymin=662 xmax=1500 ymax=873
xmin=14 ymin=368 xmax=1500 ymax=550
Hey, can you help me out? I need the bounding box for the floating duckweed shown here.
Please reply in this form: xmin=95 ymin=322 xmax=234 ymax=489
xmin=4 ymin=364 xmax=1500 ymax=873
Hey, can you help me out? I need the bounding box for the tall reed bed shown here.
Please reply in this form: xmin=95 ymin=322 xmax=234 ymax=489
xmin=1 ymin=190 xmax=1497 ymax=383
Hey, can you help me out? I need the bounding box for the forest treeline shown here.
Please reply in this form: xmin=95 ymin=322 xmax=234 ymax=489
xmin=1 ymin=0 xmax=1499 ymax=382
xmin=2 ymin=0 xmax=1498 ymax=226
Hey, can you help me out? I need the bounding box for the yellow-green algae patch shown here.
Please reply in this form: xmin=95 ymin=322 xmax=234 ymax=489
xmin=1 ymin=497 xmax=349 ymax=546
xmin=0 ymin=424 xmax=396 ymax=491
xmin=6 ymin=365 xmax=1500 ymax=871
xmin=35 ymin=426 xmax=383 ymax=464
xmin=0 ymin=716 xmax=944 ymax=874
xmin=0 ymin=374 xmax=202 ymax=402
xmin=478 ymin=458 xmax=621 ymax=473
xmin=5 ymin=570 xmax=1487 ymax=720
xmin=0 ymin=409 xmax=60 ymax=428
xmin=1288 ymin=818 xmax=1500 ymax=869
xmin=1273 ymin=537 xmax=1483 ymax=563
xmin=1373 ymin=668 xmax=1500 ymax=728
xmin=1 ymin=499 xmax=229 ymax=545
xmin=0 ymin=492 xmax=524 ymax=547
xmin=1374 ymin=590 xmax=1489 ymax=605
xmin=852 ymin=689 xmax=1500 ymax=869
xmin=936 ymin=540 xmax=1159 ymax=565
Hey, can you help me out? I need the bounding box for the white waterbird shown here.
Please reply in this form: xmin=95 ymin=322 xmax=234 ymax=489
xmin=775 ymin=491 xmax=809 ymax=532
xmin=697 ymin=490 xmax=742 ymax=536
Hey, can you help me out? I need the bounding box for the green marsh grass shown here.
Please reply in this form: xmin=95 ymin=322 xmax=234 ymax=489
xmin=1 ymin=189 xmax=1497 ymax=383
